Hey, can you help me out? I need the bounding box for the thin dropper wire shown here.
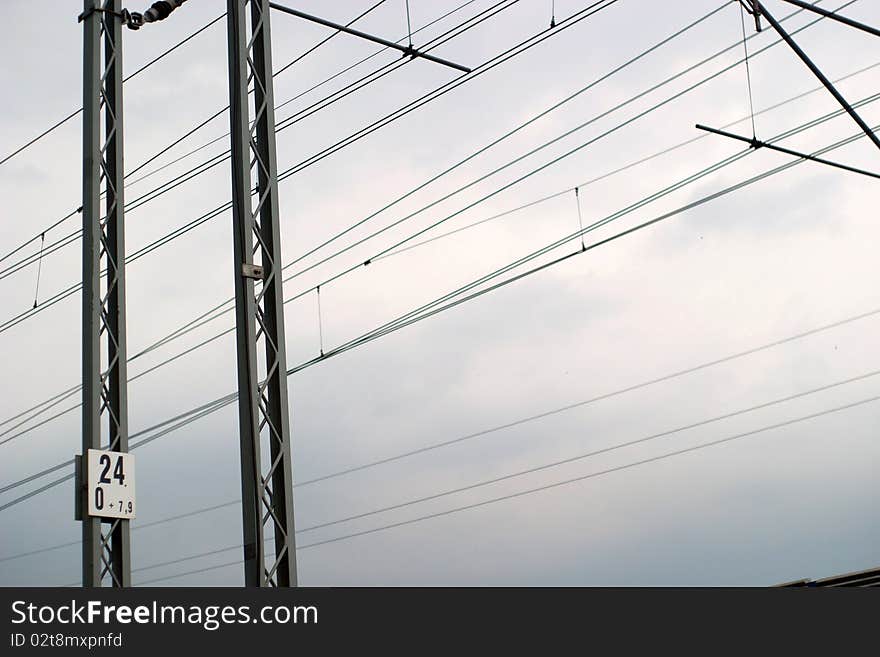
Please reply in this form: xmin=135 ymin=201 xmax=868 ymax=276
xmin=405 ymin=0 xmax=414 ymax=48
xmin=31 ymin=234 xmax=45 ymax=308
xmin=739 ymin=0 xmax=759 ymax=138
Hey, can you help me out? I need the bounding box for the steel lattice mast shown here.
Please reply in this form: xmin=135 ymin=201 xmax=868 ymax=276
xmin=226 ymin=0 xmax=298 ymax=587
xmin=80 ymin=0 xmax=131 ymax=587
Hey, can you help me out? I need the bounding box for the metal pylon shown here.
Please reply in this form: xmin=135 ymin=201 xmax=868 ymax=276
xmin=81 ymin=0 xmax=131 ymax=587
xmin=226 ymin=0 xmax=298 ymax=587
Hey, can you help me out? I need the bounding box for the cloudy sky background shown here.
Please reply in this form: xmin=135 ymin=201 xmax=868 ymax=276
xmin=0 ymin=0 xmax=878 ymax=586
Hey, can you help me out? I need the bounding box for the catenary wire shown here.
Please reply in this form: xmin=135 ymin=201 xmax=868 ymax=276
xmin=0 ymin=0 xmax=474 ymax=273
xmin=0 ymin=77 xmax=868 ymax=480
xmin=0 ymin=0 xmax=623 ymax=335
xmin=0 ymin=0 xmax=525 ymax=284
xmin=0 ymin=13 xmax=226 ymax=171
xmin=0 ymin=122 xmax=872 ymax=514
xmin=133 ymin=393 xmax=880 ymax=585
xmin=88 ymin=0 xmax=855 ymax=360
xmin=0 ymin=87 xmax=872 ymax=458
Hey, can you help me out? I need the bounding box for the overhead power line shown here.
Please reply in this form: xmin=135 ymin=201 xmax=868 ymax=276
xmin=0 ymin=0 xmax=522 ymax=284
xmin=0 ymin=12 xmax=225 ymax=170
xmin=0 ymin=0 xmax=830 ymax=342
xmin=0 ymin=121 xmax=873 ymax=516
xmin=6 ymin=0 xmax=848 ymax=358
xmin=0 ymin=0 xmax=619 ymax=334
xmin=0 ymin=83 xmax=852 ymax=452
xmin=2 ymin=0 xmax=841 ymax=320
xmin=0 ymin=85 xmax=869 ymax=467
xmin=7 ymin=325 xmax=880 ymax=566
xmin=0 ymin=83 xmax=873 ymax=466
xmin=135 ymin=393 xmax=880 ymax=585
xmin=0 ymin=0 xmax=460 ymax=272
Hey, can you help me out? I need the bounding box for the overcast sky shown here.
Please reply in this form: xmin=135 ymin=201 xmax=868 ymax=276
xmin=1 ymin=0 xmax=878 ymax=587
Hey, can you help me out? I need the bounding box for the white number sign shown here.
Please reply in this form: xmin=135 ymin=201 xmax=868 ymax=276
xmin=86 ymin=449 xmax=136 ymax=519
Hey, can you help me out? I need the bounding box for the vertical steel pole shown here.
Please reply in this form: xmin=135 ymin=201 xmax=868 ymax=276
xmin=81 ymin=0 xmax=131 ymax=588
xmin=226 ymin=0 xmax=298 ymax=587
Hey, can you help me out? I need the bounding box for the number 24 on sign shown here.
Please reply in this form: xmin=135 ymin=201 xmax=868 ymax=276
xmin=86 ymin=449 xmax=136 ymax=520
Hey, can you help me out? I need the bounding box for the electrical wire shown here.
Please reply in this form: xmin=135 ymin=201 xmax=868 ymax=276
xmin=0 ymin=0 xmax=845 ymax=299
xmin=120 ymin=0 xmax=531 ymax=213
xmin=0 ymin=0 xmax=473 ymax=275
xmin=124 ymin=0 xmax=393 ymax=180
xmin=133 ymin=392 xmax=880 ymax=585
xmin=0 ymin=0 xmax=620 ymax=336
xmin=73 ymin=0 xmax=856 ymax=355
xmin=1 ymin=121 xmax=873 ymax=515
xmin=1 ymin=85 xmax=873 ymax=462
xmin=126 ymin=0 xmax=483 ymax=188
xmin=0 ymin=13 xmax=226 ymax=170
xmin=5 ymin=290 xmax=880 ymax=562
xmin=0 ymin=0 xmax=522 ymax=287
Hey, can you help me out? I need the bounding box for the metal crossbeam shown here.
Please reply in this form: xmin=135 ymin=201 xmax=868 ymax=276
xmin=752 ymin=0 xmax=880 ymax=153
xmin=695 ymin=124 xmax=880 ymax=179
xmin=81 ymin=0 xmax=131 ymax=587
xmin=269 ymin=2 xmax=471 ymax=73
xmin=226 ymin=0 xmax=298 ymax=587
